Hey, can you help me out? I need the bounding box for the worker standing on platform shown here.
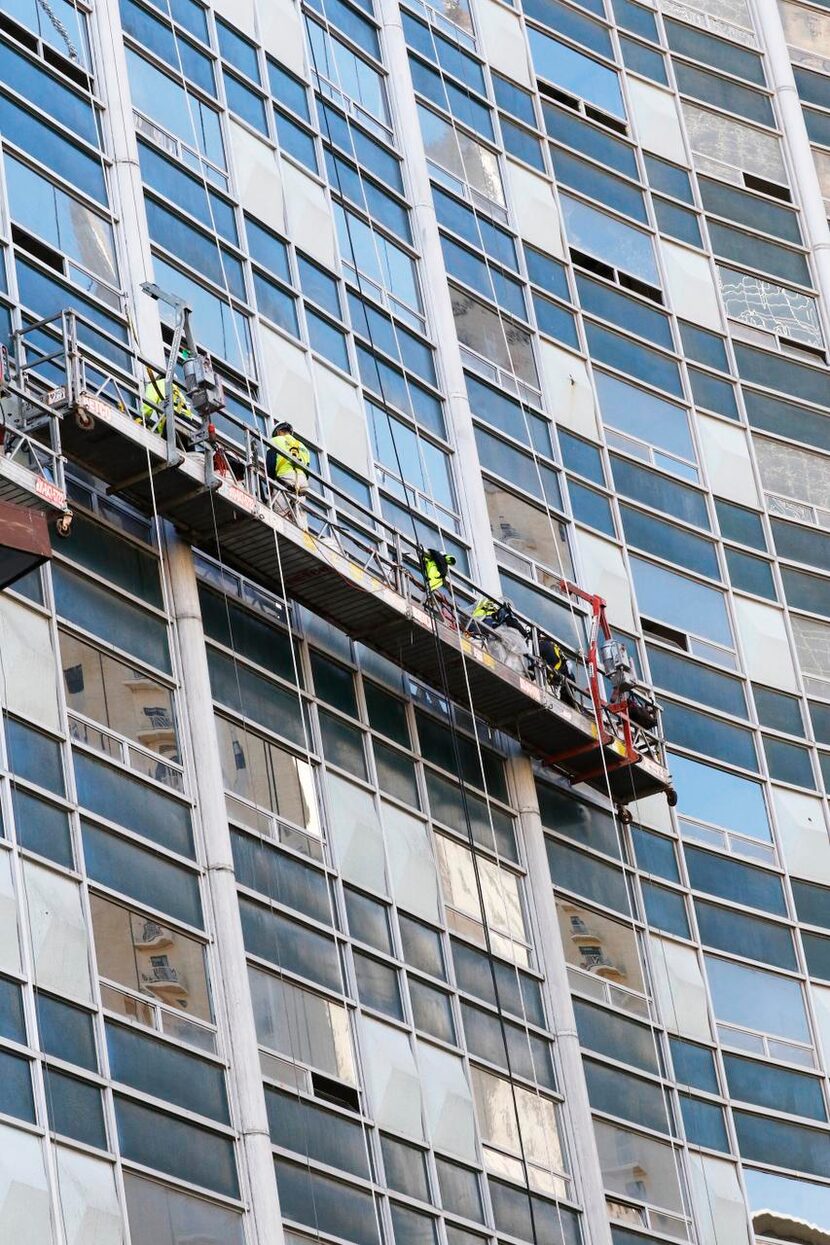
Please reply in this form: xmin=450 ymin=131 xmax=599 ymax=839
xmin=266 ymin=421 xmax=310 ymax=527
xmin=140 ymin=365 xmax=195 ymax=438
xmin=421 ymin=548 xmax=456 ymax=595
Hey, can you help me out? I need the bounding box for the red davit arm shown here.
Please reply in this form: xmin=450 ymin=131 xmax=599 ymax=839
xmin=556 ymin=578 xmax=641 ymax=773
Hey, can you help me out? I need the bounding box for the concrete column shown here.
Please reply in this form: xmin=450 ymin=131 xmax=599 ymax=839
xmin=376 ymin=0 xmax=501 ymax=596
xmin=164 ymin=529 xmax=285 ymax=1245
xmin=751 ymin=0 xmax=830 ymax=328
xmin=90 ymin=1 xmax=164 ymax=357
xmin=505 ymin=751 xmax=613 ymax=1245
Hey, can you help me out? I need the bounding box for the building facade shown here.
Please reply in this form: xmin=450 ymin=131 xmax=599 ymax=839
xmin=0 ymin=0 xmax=829 ymax=1242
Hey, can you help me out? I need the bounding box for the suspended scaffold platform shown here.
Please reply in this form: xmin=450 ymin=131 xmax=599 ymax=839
xmin=13 ymin=309 xmax=675 ymax=806
xmin=0 ymin=347 xmax=71 ymax=588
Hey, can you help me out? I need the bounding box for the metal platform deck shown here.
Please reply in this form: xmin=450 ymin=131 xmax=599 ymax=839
xmin=51 ymin=387 xmax=672 ymax=804
xmin=0 ymin=450 xmax=68 ymax=518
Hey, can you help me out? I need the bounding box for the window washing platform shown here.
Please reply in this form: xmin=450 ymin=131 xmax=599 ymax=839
xmin=21 ymin=311 xmax=674 ymax=806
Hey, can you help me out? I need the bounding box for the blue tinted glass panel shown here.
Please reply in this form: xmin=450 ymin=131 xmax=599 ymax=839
xmin=587 ymin=325 xmax=680 ymax=395
xmin=569 ymin=480 xmax=615 ymax=535
xmin=670 ymin=1038 xmax=718 ymax=1092
xmin=74 ymin=752 xmax=193 ymax=857
xmin=577 ymin=274 xmax=671 ymax=346
xmin=620 ymin=506 xmax=718 ymax=577
xmin=654 ymin=196 xmax=701 ymax=246
xmin=632 ymin=827 xmax=679 ymax=880
xmin=6 ymin=718 xmax=63 ymax=795
xmin=611 ymin=456 xmax=709 ymax=527
xmin=642 ymin=880 xmax=689 ymax=936
xmin=680 ymin=1094 xmax=729 ymax=1150
xmin=543 ymin=102 xmax=637 ymax=176
xmin=596 ymin=371 xmax=694 ymax=461
xmin=533 ymin=294 xmax=578 ymax=347
xmin=671 ymin=752 xmax=770 ymax=839
xmin=528 ymin=29 xmax=624 ymax=117
xmin=621 ymin=36 xmax=667 ymax=84
xmin=662 ymin=701 xmax=757 ymax=769
xmin=696 ymin=899 xmax=795 ymax=969
xmin=82 ymin=821 xmax=203 ymax=928
xmin=645 ymin=154 xmax=693 ymax=203
xmin=631 ymin=559 xmax=732 ymax=646
xmin=725 ymin=1053 xmax=827 ymax=1121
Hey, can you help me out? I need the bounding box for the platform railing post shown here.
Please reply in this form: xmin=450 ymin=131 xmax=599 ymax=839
xmin=63 ymin=311 xmax=80 ymax=408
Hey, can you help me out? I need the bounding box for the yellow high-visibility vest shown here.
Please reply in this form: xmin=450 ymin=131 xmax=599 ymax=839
xmin=269 ymin=432 xmax=310 ymax=480
xmin=471 ymin=597 xmax=500 ymax=622
xmin=140 ymin=376 xmax=193 ymax=434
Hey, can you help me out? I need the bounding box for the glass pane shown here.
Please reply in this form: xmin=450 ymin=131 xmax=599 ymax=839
xmin=90 ymin=893 xmax=212 ymax=1021
xmin=124 ymin=1171 xmax=246 ymax=1245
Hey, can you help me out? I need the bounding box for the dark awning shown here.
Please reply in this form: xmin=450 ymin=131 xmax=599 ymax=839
xmin=0 ymin=499 xmax=51 ymax=590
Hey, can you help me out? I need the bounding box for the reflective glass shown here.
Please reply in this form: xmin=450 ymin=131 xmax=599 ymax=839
xmin=115 ymin=1094 xmax=239 ymax=1198
xmin=561 ymin=195 xmax=658 ymax=285
xmin=528 ymin=29 xmax=624 ymax=118
xmin=631 ymin=559 xmax=732 ymax=646
xmin=124 ymin=1173 xmax=245 ymax=1245
xmin=670 ymin=752 xmax=770 ymax=838
xmin=705 ymin=954 xmax=810 ymax=1042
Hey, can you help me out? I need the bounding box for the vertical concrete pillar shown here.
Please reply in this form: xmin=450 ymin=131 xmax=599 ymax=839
xmin=506 ymin=751 xmax=613 ymax=1245
xmin=164 ymin=529 xmax=285 ymax=1245
xmin=90 ymin=2 xmax=164 ymax=356
xmin=376 ymin=0 xmax=502 ymax=595
xmin=751 ymin=0 xmax=830 ymax=329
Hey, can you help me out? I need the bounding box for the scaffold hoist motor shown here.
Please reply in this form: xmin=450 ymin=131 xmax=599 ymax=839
xmin=550 ymin=579 xmax=678 ymax=817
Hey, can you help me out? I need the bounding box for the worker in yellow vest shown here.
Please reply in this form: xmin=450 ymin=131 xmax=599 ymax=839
xmin=421 ymin=548 xmax=456 ymax=595
xmin=139 ymin=367 xmax=195 ymax=438
xmin=468 ymin=597 xmax=531 ymax=673
xmin=266 ymin=421 xmax=310 ymax=525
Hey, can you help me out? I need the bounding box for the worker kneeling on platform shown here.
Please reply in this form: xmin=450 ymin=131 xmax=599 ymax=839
xmin=468 ymin=597 xmax=531 ymax=674
xmin=538 ymin=636 xmax=578 ymax=706
xmin=267 ymin=421 xmax=310 ymax=528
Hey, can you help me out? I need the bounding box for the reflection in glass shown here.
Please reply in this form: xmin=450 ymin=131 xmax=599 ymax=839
xmin=596 ymin=371 xmax=696 ymax=468
xmin=90 ymin=893 xmax=212 ymax=1021
xmin=527 ymin=28 xmax=624 ymax=118
xmin=6 ymin=157 xmax=117 ymax=289
xmin=450 ymin=286 xmax=538 ymax=386
xmin=669 ymin=752 xmax=771 ymax=841
xmin=126 ymin=48 xmax=225 ymax=169
xmin=418 ymin=104 xmax=505 ymax=206
xmin=560 ymin=194 xmax=658 ymax=286
xmin=681 ymin=101 xmax=785 ymax=183
xmin=154 ymin=255 xmax=254 ymax=375
xmin=556 ymin=900 xmax=645 ymax=993
xmin=435 ymin=835 xmax=529 ymax=964
xmin=216 ymin=714 xmax=320 ymax=837
xmin=306 ymin=18 xmax=389 ymax=124
xmin=248 ymin=966 xmax=355 ymax=1082
xmin=335 ymin=204 xmax=421 ymax=314
xmin=631 ymin=557 xmax=733 ymax=647
xmin=746 ymin=1167 xmax=830 ymax=1241
xmin=705 ymin=954 xmax=810 ymax=1044
xmin=472 ymin=1066 xmax=566 ymax=1195
xmin=594 ymin=1119 xmax=684 ymax=1216
xmin=124 ymin=1171 xmax=245 ymax=1245
xmin=61 ymin=629 xmax=178 ymax=762
xmin=485 ymin=481 xmax=573 ymax=582
xmin=718 ymin=266 xmax=822 ymax=347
